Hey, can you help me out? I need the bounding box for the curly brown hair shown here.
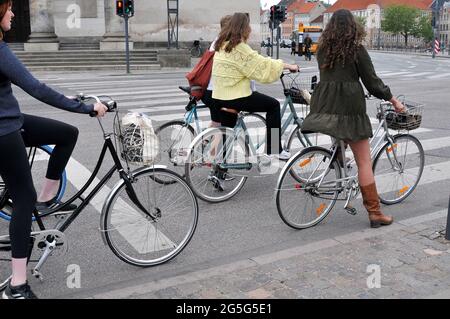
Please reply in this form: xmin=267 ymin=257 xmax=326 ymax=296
xmin=0 ymin=0 xmax=13 ymax=40
xmin=318 ymin=9 xmax=366 ymax=69
xmin=214 ymin=12 xmax=251 ymax=53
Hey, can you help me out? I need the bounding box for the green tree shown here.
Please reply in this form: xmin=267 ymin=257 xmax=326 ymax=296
xmin=354 ymin=15 xmax=367 ymax=28
xmin=382 ymin=5 xmax=420 ymax=46
xmin=414 ymin=15 xmax=434 ymax=42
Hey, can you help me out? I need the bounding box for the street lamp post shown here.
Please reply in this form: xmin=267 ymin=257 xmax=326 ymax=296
xmin=377 ymin=0 xmax=381 ymax=49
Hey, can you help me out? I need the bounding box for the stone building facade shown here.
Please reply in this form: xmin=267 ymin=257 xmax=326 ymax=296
xmin=5 ymin=0 xmax=261 ymax=51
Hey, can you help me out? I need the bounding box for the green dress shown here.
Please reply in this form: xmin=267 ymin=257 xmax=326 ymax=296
xmin=302 ymin=46 xmax=393 ymax=142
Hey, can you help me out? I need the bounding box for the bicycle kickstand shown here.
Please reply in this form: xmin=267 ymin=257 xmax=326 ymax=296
xmin=344 ymin=189 xmax=358 ymax=216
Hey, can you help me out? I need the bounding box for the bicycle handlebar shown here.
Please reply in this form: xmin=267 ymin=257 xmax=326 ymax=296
xmin=280 ymin=67 xmax=300 ymax=91
xmin=68 ymin=93 xmax=117 ymax=117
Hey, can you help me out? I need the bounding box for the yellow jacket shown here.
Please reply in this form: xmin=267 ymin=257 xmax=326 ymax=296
xmin=212 ymin=42 xmax=284 ymax=100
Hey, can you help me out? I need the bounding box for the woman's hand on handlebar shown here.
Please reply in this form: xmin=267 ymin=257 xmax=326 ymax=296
xmin=93 ymin=102 xmax=108 ymax=117
xmin=284 ymin=64 xmax=300 ymax=73
xmin=390 ymin=97 xmax=406 ymax=113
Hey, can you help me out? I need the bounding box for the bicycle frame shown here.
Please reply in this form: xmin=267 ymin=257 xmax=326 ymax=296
xmin=184 ymin=103 xmax=207 ymax=134
xmin=251 ymin=92 xmax=312 ymax=151
xmin=307 ymin=102 xmax=402 ymax=193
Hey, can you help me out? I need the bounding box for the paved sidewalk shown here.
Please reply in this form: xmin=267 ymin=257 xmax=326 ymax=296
xmin=369 ymin=49 xmax=450 ymax=59
xmin=85 ymin=210 xmax=450 ymax=299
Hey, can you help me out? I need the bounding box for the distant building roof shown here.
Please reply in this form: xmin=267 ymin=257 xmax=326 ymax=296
xmin=325 ymin=0 xmax=433 ymax=13
xmin=288 ymin=0 xmax=318 ymax=14
xmin=311 ymin=14 xmax=324 ymax=23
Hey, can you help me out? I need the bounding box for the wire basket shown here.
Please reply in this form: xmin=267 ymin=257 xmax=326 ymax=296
xmin=115 ymin=113 xmax=160 ymax=166
xmin=288 ymin=74 xmax=318 ymax=105
xmin=383 ymin=100 xmax=424 ymax=131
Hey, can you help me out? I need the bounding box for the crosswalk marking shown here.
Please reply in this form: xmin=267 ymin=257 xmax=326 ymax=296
xmin=427 ymin=73 xmax=450 ymax=79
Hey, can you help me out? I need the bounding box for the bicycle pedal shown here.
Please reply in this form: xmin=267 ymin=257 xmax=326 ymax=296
xmin=344 ymin=205 xmax=358 ymax=216
xmin=32 ymin=271 xmax=44 ymax=282
xmin=207 ymin=176 xmax=224 ymax=192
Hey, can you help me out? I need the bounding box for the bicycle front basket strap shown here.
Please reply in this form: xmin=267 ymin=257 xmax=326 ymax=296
xmin=119 ymin=112 xmax=160 ymax=166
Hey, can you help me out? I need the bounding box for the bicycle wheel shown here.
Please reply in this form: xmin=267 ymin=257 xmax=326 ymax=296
xmin=185 ymin=127 xmax=249 ymax=203
xmin=102 ymin=167 xmax=198 ymax=267
xmin=276 ymin=147 xmax=341 ymax=229
xmin=155 ymin=121 xmax=195 ymax=181
xmin=286 ymin=124 xmax=316 ymax=154
xmin=190 ymin=46 xmax=201 ymax=58
xmin=373 ymin=134 xmax=424 ymax=205
xmin=242 ymin=113 xmax=266 ymax=155
xmin=0 ymin=145 xmax=66 ymax=218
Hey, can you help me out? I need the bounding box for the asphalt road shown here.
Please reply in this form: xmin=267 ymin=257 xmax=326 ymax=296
xmin=1 ymin=49 xmax=449 ymax=299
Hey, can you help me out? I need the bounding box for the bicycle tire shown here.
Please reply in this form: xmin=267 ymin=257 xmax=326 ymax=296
xmin=155 ymin=121 xmax=195 ymax=182
xmin=242 ymin=113 xmax=266 ymax=154
xmin=276 ymin=147 xmax=340 ymax=229
xmin=372 ymin=134 xmax=424 ymax=205
xmin=286 ymin=124 xmax=314 ymax=154
xmin=101 ymin=167 xmax=198 ymax=267
xmin=190 ymin=46 xmax=202 ymax=58
xmin=185 ymin=127 xmax=249 ymax=203
xmin=0 ymin=145 xmax=67 ymax=219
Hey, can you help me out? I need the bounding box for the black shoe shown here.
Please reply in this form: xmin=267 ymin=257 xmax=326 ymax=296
xmin=2 ymin=281 xmax=38 ymax=299
xmin=36 ymin=198 xmax=77 ymax=213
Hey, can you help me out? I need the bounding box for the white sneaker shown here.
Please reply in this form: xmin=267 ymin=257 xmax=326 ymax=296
xmin=277 ymin=150 xmax=292 ymax=161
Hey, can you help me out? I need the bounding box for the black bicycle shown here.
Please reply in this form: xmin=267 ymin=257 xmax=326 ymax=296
xmin=190 ymin=38 xmax=204 ymax=58
xmin=0 ymin=94 xmax=199 ymax=283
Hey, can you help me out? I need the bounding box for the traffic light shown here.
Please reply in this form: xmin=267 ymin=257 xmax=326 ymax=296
xmin=269 ymin=5 xmax=287 ymax=28
xmin=125 ymin=0 xmax=134 ymax=17
xmin=116 ymin=0 xmax=124 ymax=17
xmin=270 ymin=5 xmax=276 ymax=23
xmin=276 ymin=5 xmax=287 ymax=23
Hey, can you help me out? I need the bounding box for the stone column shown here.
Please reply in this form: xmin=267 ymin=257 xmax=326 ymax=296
xmin=100 ymin=0 xmax=133 ymax=50
xmin=24 ymin=0 xmax=59 ymax=51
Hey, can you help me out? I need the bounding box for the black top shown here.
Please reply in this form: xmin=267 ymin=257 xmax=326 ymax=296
xmin=0 ymin=41 xmax=93 ymax=137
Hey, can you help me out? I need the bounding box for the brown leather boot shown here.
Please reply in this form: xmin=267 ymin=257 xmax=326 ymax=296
xmin=360 ymin=183 xmax=393 ymax=228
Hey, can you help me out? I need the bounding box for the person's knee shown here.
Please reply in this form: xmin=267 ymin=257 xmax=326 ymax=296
xmin=64 ymin=125 xmax=79 ymax=145
xmin=13 ymin=184 xmax=37 ymax=211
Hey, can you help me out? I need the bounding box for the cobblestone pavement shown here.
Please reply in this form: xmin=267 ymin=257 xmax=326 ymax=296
xmin=87 ymin=212 xmax=450 ymax=299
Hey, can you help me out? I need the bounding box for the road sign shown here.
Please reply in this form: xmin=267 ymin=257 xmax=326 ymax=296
xmin=435 ymin=38 xmax=441 ymax=55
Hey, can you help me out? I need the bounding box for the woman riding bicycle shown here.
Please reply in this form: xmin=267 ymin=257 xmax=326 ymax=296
xmin=211 ymin=12 xmax=299 ymax=159
xmin=301 ymin=9 xmax=405 ymax=229
xmin=0 ymin=0 xmax=107 ymax=299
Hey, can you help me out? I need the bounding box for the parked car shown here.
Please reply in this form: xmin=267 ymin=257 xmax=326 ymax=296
xmin=280 ymin=39 xmax=292 ymax=48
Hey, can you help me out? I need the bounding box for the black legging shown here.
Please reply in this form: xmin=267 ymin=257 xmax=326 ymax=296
xmin=215 ymin=92 xmax=282 ymax=154
xmin=0 ymin=114 xmax=78 ymax=258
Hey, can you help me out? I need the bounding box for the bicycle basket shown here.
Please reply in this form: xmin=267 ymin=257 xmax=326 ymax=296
xmin=288 ymin=75 xmax=318 ymax=105
xmin=117 ymin=112 xmax=160 ymax=166
xmin=384 ymin=100 xmax=424 ymax=131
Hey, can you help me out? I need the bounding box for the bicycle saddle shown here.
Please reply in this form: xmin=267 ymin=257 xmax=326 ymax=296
xmin=179 ymin=86 xmax=191 ymax=94
xmin=179 ymin=86 xmax=203 ymax=96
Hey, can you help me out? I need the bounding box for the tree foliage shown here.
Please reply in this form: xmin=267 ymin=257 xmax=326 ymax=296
xmin=381 ymin=5 xmax=431 ymax=46
xmin=354 ymin=15 xmax=367 ymax=28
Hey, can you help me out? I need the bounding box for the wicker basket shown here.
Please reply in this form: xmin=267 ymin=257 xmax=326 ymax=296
xmin=383 ymin=101 xmax=424 ymax=131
